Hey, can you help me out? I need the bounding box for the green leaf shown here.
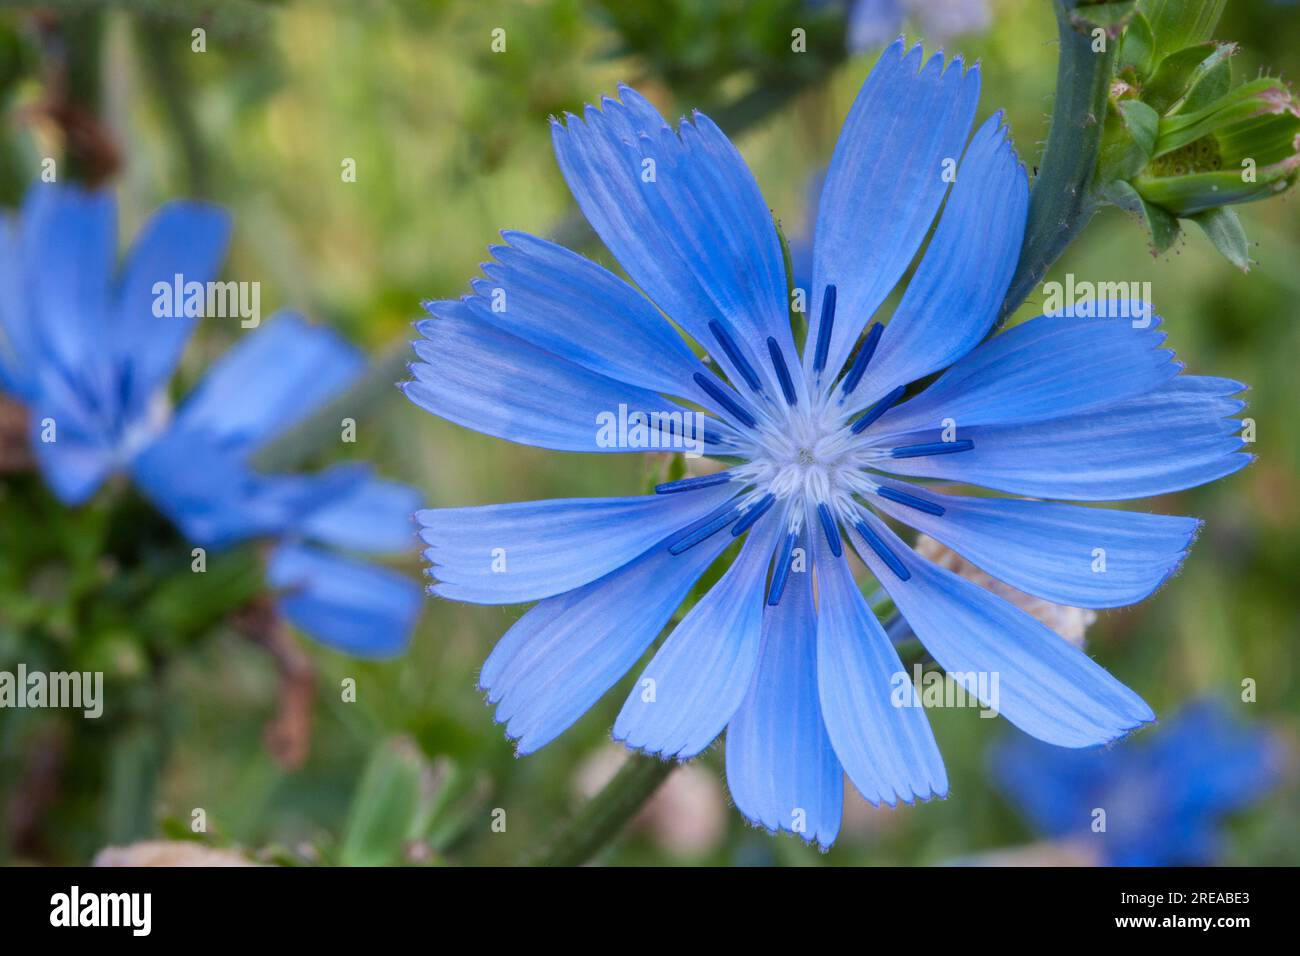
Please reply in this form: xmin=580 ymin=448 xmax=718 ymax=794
xmin=104 ymin=721 xmax=165 ymax=844
xmin=1141 ymin=42 xmax=1219 ymax=114
xmin=1104 ymin=179 xmax=1182 ymax=252
xmin=1136 ymin=166 xmax=1297 ymax=216
xmin=1144 ymin=196 xmax=1183 ymax=252
xmin=1174 ymin=46 xmax=1234 ymax=115
xmin=140 ymin=543 xmax=265 ymax=644
xmin=1216 ymin=105 xmax=1300 ymax=170
xmin=1118 ymin=12 xmax=1156 ymax=79
xmin=1154 ymin=77 xmax=1289 ymax=157
xmin=1101 ymin=98 xmax=1160 ymax=183
xmin=339 ymin=738 xmax=429 ymax=867
xmin=423 ymin=762 xmax=488 ymax=853
xmin=1137 ymin=0 xmax=1225 ymax=61
xmin=1190 ymin=206 xmax=1251 ymax=270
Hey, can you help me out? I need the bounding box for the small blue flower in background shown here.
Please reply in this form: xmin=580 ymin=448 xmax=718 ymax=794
xmin=403 ymin=39 xmax=1250 ymax=848
xmin=843 ymin=0 xmax=990 ymax=54
xmin=0 ymin=184 xmax=421 ymax=658
xmin=991 ymin=700 xmax=1286 ymax=866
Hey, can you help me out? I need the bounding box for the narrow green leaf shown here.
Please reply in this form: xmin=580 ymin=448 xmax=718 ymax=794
xmin=1136 ymin=166 xmax=1297 ymax=216
xmin=1154 ymin=77 xmax=1288 ymax=157
xmin=1174 ymin=49 xmax=1233 ymax=115
xmin=339 ymin=738 xmax=429 ymax=867
xmin=1141 ymin=42 xmax=1219 ymax=113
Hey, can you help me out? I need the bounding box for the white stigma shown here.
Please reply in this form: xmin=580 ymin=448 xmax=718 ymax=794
xmin=731 ymin=392 xmax=877 ymax=528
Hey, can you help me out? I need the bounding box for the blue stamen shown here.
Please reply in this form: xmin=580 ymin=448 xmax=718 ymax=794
xmin=877 ymin=486 xmax=945 ymax=516
xmin=655 ymin=471 xmax=734 ymax=495
xmin=709 ymin=320 xmax=763 ymax=394
xmin=766 ymin=337 xmax=798 ymax=406
xmin=667 ymin=505 xmax=741 ymax=555
xmin=732 ymin=494 xmax=775 ymax=536
xmin=767 ymin=530 xmax=798 ymax=606
xmin=854 ymin=519 xmax=912 ymax=581
xmin=817 ymin=502 xmax=842 ymax=558
xmin=841 ymin=322 xmax=883 ymax=396
xmin=850 ymin=385 xmax=907 ymax=435
xmin=813 ymin=284 xmax=836 ymax=375
xmin=693 ymin=372 xmax=758 ymax=430
xmin=891 ymin=439 xmax=975 ymax=459
xmin=702 ymin=428 xmax=727 ymax=448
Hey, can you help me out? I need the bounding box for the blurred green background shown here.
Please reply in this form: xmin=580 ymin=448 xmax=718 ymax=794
xmin=0 ymin=0 xmax=1296 ymax=866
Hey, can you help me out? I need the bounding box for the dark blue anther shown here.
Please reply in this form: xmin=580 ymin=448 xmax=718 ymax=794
xmin=655 ymin=471 xmax=734 ymax=495
xmin=667 ymin=505 xmax=741 ymax=555
xmin=731 ymin=494 xmax=775 ymax=536
xmin=850 ymin=385 xmax=907 ymax=435
xmin=876 ymin=486 xmax=945 ymax=516
xmin=693 ymin=372 xmax=758 ymax=430
xmin=891 ymin=439 xmax=975 ymax=459
xmin=766 ymin=337 xmax=798 ymax=406
xmin=841 ymin=322 xmax=883 ymax=396
xmin=767 ymin=530 xmax=798 ymax=606
xmin=854 ymin=519 xmax=912 ymax=581
xmin=709 ymin=320 xmax=763 ymax=394
xmin=817 ymin=502 xmax=842 ymax=558
xmin=813 ymin=284 xmax=837 ymax=375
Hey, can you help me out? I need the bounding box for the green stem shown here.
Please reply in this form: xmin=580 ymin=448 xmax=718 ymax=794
xmin=1001 ymin=1 xmax=1118 ymax=317
xmin=530 ymin=753 xmax=676 ymax=867
xmin=137 ymin=20 xmax=210 ymax=198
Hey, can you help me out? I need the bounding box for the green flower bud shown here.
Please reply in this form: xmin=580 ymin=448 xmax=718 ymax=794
xmin=1100 ymin=21 xmax=1300 ymax=269
xmin=1134 ymin=77 xmax=1300 ymax=216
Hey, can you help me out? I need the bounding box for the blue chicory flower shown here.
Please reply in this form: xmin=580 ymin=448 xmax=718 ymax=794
xmin=0 ymin=184 xmax=421 ymax=658
xmin=991 ymin=700 xmax=1285 ymax=866
xmin=403 ymin=40 xmax=1251 ymax=848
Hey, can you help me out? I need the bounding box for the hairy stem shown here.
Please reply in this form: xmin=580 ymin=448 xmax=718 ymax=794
xmin=530 ymin=752 xmax=676 ymax=867
xmin=1001 ymin=1 xmax=1118 ymax=317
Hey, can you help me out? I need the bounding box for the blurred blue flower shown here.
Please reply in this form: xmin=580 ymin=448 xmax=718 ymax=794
xmin=991 ymin=700 xmax=1286 ymax=866
xmin=843 ymin=0 xmax=991 ymax=54
xmin=404 ymin=40 xmax=1250 ymax=848
xmin=0 ymin=184 xmax=421 ymax=658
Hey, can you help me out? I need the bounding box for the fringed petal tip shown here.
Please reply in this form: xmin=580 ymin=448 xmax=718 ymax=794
xmin=1141 ymin=516 xmax=1204 ymax=599
xmin=983 ymin=109 xmax=1031 ymax=180
xmin=480 ymin=678 xmax=543 ymax=757
xmin=883 ymin=35 xmax=980 ymax=79
xmin=737 ymin=814 xmax=840 ymax=853
xmin=609 ymin=738 xmax=696 ymax=767
xmin=1099 ymin=709 xmax=1159 ymax=749
xmin=549 ymin=86 xmax=676 ymax=140
xmin=854 ymin=779 xmax=950 ymax=809
xmin=1079 ymin=702 xmax=1159 ymax=751
xmin=609 ymin=731 xmax=713 ymax=763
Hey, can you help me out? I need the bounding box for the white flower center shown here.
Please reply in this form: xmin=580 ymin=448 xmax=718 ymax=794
xmin=731 ymin=394 xmax=875 ymax=530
